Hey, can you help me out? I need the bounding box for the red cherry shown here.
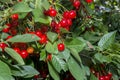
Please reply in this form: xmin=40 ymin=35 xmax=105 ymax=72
xmin=11 ymin=20 xmax=19 ymax=27
xmin=57 ymin=43 xmax=65 ymax=51
xmin=0 ymin=43 xmax=8 ymax=51
xmin=10 ymin=28 xmax=17 ymax=35
xmin=11 ymin=14 xmax=19 ymax=20
xmin=85 ymin=0 xmax=93 ymax=3
xmin=41 ymin=26 xmax=49 ymax=33
xmin=35 ymin=30 xmax=43 ymax=37
xmin=20 ymin=50 xmax=28 ymax=59
xmin=39 ymin=34 xmax=47 ymax=44
xmin=6 ymin=35 xmax=12 ymax=40
xmin=44 ymin=10 xmax=49 ymax=16
xmin=63 ymin=11 xmax=70 ymax=19
xmin=60 ymin=19 xmax=68 ymax=27
xmin=6 ymin=23 xmax=12 ymax=28
xmin=108 ymin=73 xmax=112 ymax=79
xmin=2 ymin=27 xmax=10 ymax=33
xmin=51 ymin=20 xmax=57 ymax=27
xmin=69 ymin=10 xmax=76 ymax=19
xmin=73 ymin=0 xmax=81 ymax=8
xmin=13 ymin=47 xmax=21 ymax=54
xmin=18 ymin=0 xmax=22 ymax=2
xmin=67 ymin=19 xmax=72 ymax=26
xmin=49 ymin=8 xmax=57 ymax=17
xmin=99 ymin=76 xmax=105 ymax=80
xmin=47 ymin=54 xmax=52 ymax=61
xmin=104 ymin=75 xmax=110 ymax=80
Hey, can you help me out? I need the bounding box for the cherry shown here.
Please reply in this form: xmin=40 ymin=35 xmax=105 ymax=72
xmin=20 ymin=50 xmax=28 ymax=59
xmin=104 ymin=75 xmax=110 ymax=80
xmin=35 ymin=30 xmax=43 ymax=37
xmin=63 ymin=11 xmax=70 ymax=19
xmin=67 ymin=19 xmax=72 ymax=26
xmin=47 ymin=54 xmax=52 ymax=61
xmin=41 ymin=26 xmax=49 ymax=33
xmin=85 ymin=0 xmax=93 ymax=3
xmin=57 ymin=43 xmax=65 ymax=51
xmin=0 ymin=43 xmax=8 ymax=51
xmin=99 ymin=76 xmax=105 ymax=80
xmin=60 ymin=19 xmax=68 ymax=27
xmin=18 ymin=0 xmax=22 ymax=2
xmin=73 ymin=0 xmax=81 ymax=9
xmin=39 ymin=34 xmax=47 ymax=44
xmin=10 ymin=28 xmax=17 ymax=35
xmin=44 ymin=10 xmax=49 ymax=16
xmin=11 ymin=14 xmax=19 ymax=20
xmin=51 ymin=20 xmax=57 ymax=28
xmin=49 ymin=8 xmax=57 ymax=17
xmin=6 ymin=35 xmax=12 ymax=40
xmin=2 ymin=27 xmax=10 ymax=33
xmin=13 ymin=47 xmax=21 ymax=54
xmin=69 ymin=10 xmax=76 ymax=19
xmin=108 ymin=73 xmax=112 ymax=79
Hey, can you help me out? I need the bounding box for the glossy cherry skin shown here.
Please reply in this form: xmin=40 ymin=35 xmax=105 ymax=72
xmin=73 ymin=0 xmax=81 ymax=8
xmin=0 ymin=43 xmax=8 ymax=51
xmin=39 ymin=34 xmax=47 ymax=44
xmin=20 ymin=50 xmax=28 ymax=59
xmin=69 ymin=10 xmax=76 ymax=19
xmin=13 ymin=47 xmax=21 ymax=54
xmin=11 ymin=14 xmax=19 ymax=20
xmin=35 ymin=30 xmax=43 ymax=37
xmin=6 ymin=35 xmax=12 ymax=40
xmin=60 ymin=19 xmax=68 ymax=27
xmin=49 ymin=8 xmax=57 ymax=17
xmin=63 ymin=11 xmax=70 ymax=19
xmin=99 ymin=76 xmax=105 ymax=80
xmin=57 ymin=43 xmax=65 ymax=51
xmin=86 ymin=0 xmax=93 ymax=3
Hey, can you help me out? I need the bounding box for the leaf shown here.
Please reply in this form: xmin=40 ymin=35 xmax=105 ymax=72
xmin=67 ymin=56 xmax=86 ymax=80
xmin=47 ymin=62 xmax=60 ymax=80
xmin=5 ymin=47 xmax=25 ymax=65
xmin=58 ymin=49 xmax=70 ymax=61
xmin=0 ymin=0 xmax=11 ymax=3
xmin=65 ymin=38 xmax=86 ymax=53
xmin=45 ymin=42 xmax=55 ymax=54
xmin=47 ymin=32 xmax=58 ymax=43
xmin=0 ymin=61 xmax=14 ymax=80
xmin=52 ymin=55 xmax=68 ymax=72
xmin=90 ymin=73 xmax=98 ymax=80
xmin=98 ymin=31 xmax=116 ymax=50
xmin=12 ymin=2 xmax=32 ymax=13
xmin=94 ymin=53 xmax=112 ymax=63
xmin=11 ymin=65 xmax=39 ymax=78
xmin=1 ymin=33 xmax=9 ymax=39
xmin=7 ymin=34 xmax=40 ymax=43
xmin=69 ymin=48 xmax=82 ymax=63
xmin=40 ymin=49 xmax=46 ymax=61
xmin=41 ymin=0 xmax=50 ymax=10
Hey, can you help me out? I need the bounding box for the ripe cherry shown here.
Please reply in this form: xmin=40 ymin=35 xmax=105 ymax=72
xmin=35 ymin=30 xmax=43 ymax=37
xmin=0 ymin=43 xmax=8 ymax=51
xmin=104 ymin=75 xmax=110 ymax=80
xmin=2 ymin=27 xmax=10 ymax=33
xmin=20 ymin=50 xmax=28 ymax=59
xmin=60 ymin=19 xmax=68 ymax=27
xmin=10 ymin=28 xmax=17 ymax=35
xmin=69 ymin=10 xmax=76 ymax=19
xmin=41 ymin=26 xmax=49 ymax=33
xmin=99 ymin=76 xmax=105 ymax=80
xmin=11 ymin=14 xmax=19 ymax=20
xmin=13 ymin=47 xmax=21 ymax=54
xmin=73 ymin=0 xmax=81 ymax=9
xmin=57 ymin=43 xmax=65 ymax=51
xmin=39 ymin=34 xmax=47 ymax=44
xmin=6 ymin=35 xmax=12 ymax=40
xmin=67 ymin=19 xmax=72 ymax=26
xmin=27 ymin=47 xmax=34 ymax=54
xmin=85 ymin=0 xmax=93 ymax=3
xmin=63 ymin=11 xmax=69 ymax=19
xmin=49 ymin=8 xmax=57 ymax=17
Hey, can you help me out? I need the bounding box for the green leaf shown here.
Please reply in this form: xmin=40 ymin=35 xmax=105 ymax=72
xmin=58 ymin=49 xmax=70 ymax=61
xmin=5 ymin=47 xmax=25 ymax=65
xmin=65 ymin=38 xmax=86 ymax=53
xmin=67 ymin=56 xmax=86 ymax=80
xmin=69 ymin=48 xmax=82 ymax=63
xmin=12 ymin=2 xmax=32 ymax=13
xmin=94 ymin=53 xmax=112 ymax=63
xmin=47 ymin=32 xmax=58 ymax=43
xmin=45 ymin=42 xmax=55 ymax=54
xmin=98 ymin=31 xmax=116 ymax=50
xmin=52 ymin=55 xmax=68 ymax=72
xmin=40 ymin=50 xmax=47 ymax=61
xmin=90 ymin=73 xmax=98 ymax=80
xmin=7 ymin=34 xmax=40 ymax=42
xmin=1 ymin=33 xmax=9 ymax=39
xmin=47 ymin=62 xmax=60 ymax=80
xmin=41 ymin=0 xmax=50 ymax=10
xmin=0 ymin=61 xmax=14 ymax=80
xmin=11 ymin=65 xmax=39 ymax=78
xmin=0 ymin=0 xmax=11 ymax=3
